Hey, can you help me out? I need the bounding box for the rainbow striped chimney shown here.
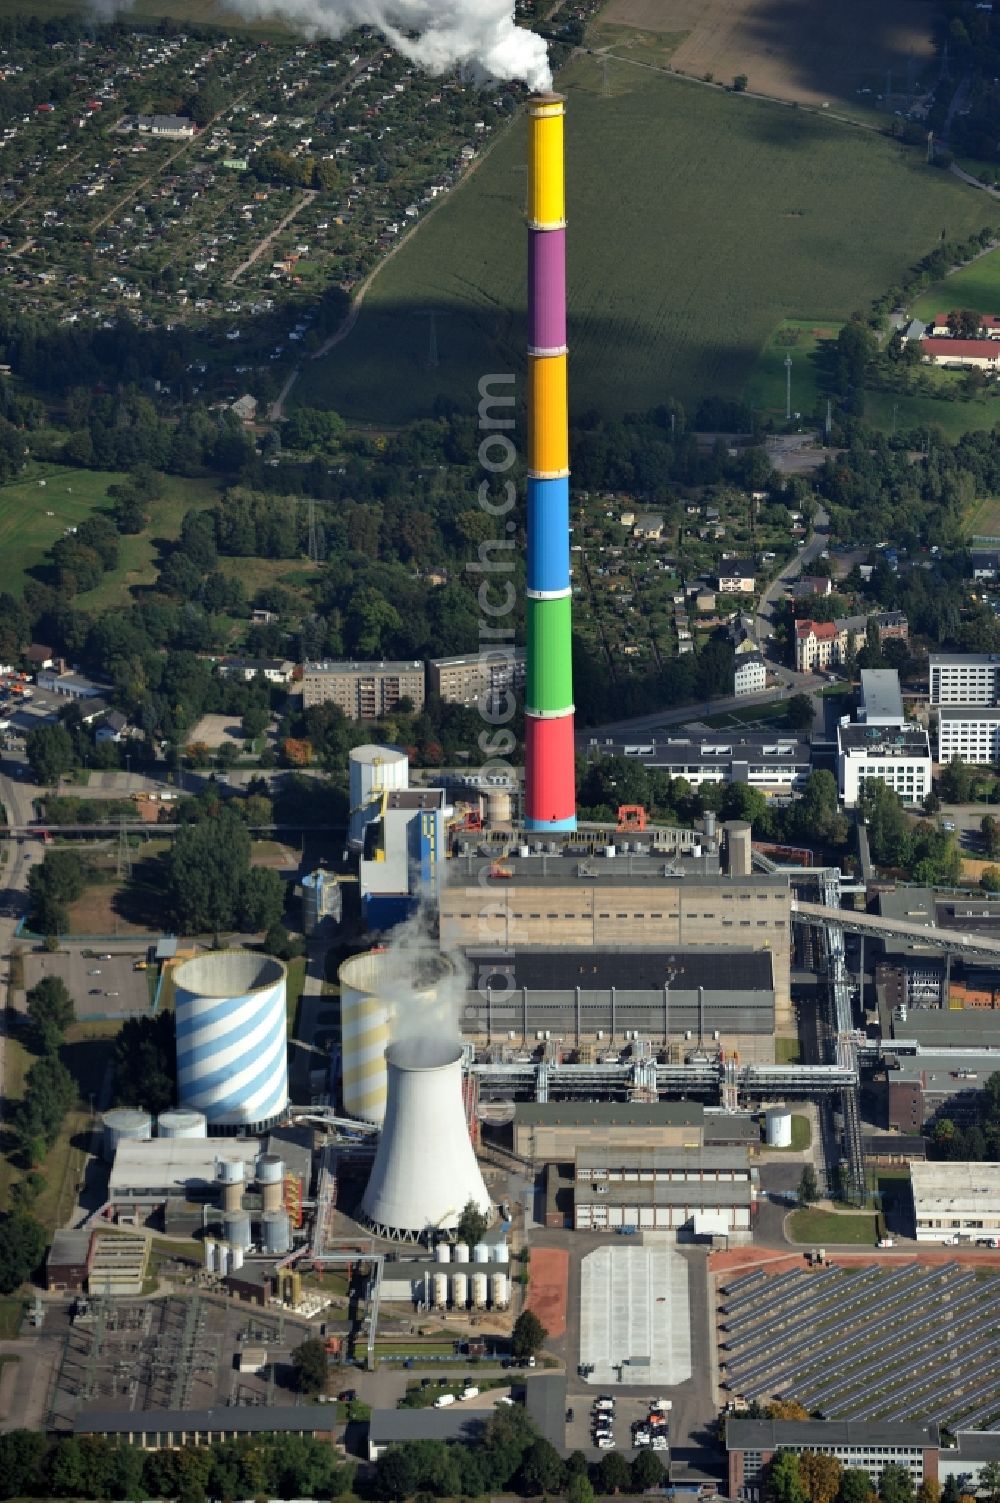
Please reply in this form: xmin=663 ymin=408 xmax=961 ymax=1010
xmin=525 ymin=92 xmax=576 ymax=833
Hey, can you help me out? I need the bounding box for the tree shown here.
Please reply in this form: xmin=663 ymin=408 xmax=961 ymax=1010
xmin=841 ymin=1469 xmax=877 ymax=1503
xmin=237 ymin=867 xmax=285 ymax=933
xmin=918 ymin=1481 xmax=943 ymax=1503
xmin=631 ymin=1450 xmax=667 ymax=1491
xmin=290 ymin=1338 xmax=327 ymax=1396
xmin=242 ymin=705 xmax=269 ymax=742
xmin=456 ymin=1200 xmax=489 ymax=1249
xmin=977 ymin=1467 xmax=1000 ymax=1503
xmin=26 ymin=976 xmax=74 ymax=1053
xmin=511 ymin=1308 xmax=546 ymax=1359
xmin=983 ymin=815 xmax=1000 ymax=859
xmin=799 ymin=1450 xmax=843 ymax=1503
xmin=26 ymin=722 xmax=75 ymax=784
xmin=596 ymin=1451 xmax=632 ymax=1495
xmin=567 ymin=1471 xmax=596 ymax=1503
xmin=768 ymin=1400 xmax=810 ymax=1420
xmin=798 ymin=1164 xmax=819 ymax=1204
xmin=0 ymin=1212 xmax=47 ymax=1293
xmin=733 ymin=72 xmax=749 ymax=91
xmin=518 ymin=1437 xmax=564 ymax=1496
xmin=770 ymin=1451 xmax=807 ymax=1503
xmin=879 ymin=1466 xmax=915 ymax=1503
xmin=786 ymin=693 xmax=815 ymax=730
xmin=0 ymin=1430 xmax=47 ymax=1499
xmin=163 ymin=806 xmax=253 ymax=933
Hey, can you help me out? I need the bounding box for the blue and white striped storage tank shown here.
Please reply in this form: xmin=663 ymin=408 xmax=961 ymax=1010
xmin=175 ymin=951 xmax=288 ymax=1133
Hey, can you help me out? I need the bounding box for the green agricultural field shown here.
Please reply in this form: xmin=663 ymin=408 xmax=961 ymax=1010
xmin=743 ymin=318 xmax=842 ymax=420
xmin=0 ymin=467 xmax=121 ymax=597
xmin=913 ymin=246 xmax=1000 ymax=322
xmin=297 ymin=54 xmax=996 ymax=425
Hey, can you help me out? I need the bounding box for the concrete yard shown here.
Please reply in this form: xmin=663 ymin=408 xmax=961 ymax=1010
xmin=580 ymin=1241 xmax=692 ymax=1388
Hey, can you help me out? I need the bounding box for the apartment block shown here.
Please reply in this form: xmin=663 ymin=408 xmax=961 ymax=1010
xmin=428 ymin=649 xmax=525 ymax=708
xmin=301 ymin=660 xmax=425 ymax=718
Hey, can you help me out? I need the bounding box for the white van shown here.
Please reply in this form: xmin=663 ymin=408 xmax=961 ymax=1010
xmin=434 ymin=1393 xmax=456 ymax=1408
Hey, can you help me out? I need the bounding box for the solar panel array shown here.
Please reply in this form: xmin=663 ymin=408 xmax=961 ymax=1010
xmin=718 ymin=1264 xmax=1000 ymax=1429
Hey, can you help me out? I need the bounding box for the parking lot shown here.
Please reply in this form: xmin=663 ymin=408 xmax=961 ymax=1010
xmin=24 ymin=947 xmax=151 ymax=1019
xmin=718 ymin=1261 xmax=1000 ymax=1427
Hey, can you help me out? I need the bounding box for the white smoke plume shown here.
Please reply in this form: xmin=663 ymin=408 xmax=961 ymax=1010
xmin=371 ymin=905 xmax=470 ymax=1046
xmin=220 ymin=0 xmax=552 ymax=91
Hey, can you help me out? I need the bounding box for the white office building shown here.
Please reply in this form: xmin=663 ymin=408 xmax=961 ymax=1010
xmin=910 ymin=1161 xmax=1000 ymax=1242
xmin=937 ymin=706 xmax=1000 ymax=765
xmin=838 ymin=669 xmax=931 ymax=807
xmin=929 ymin=654 xmax=1000 ymax=706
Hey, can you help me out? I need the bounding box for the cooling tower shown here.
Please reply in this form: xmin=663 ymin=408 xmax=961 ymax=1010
xmin=525 ymin=92 xmax=576 ymax=832
xmin=175 ymin=951 xmax=288 ymax=1132
xmin=359 ymin=1041 xmax=492 ymax=1241
xmin=338 ymin=949 xmax=456 ymax=1125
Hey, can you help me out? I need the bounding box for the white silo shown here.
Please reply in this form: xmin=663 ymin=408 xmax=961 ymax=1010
xmin=175 ymin=952 xmax=288 ymax=1132
xmin=204 ymin=1238 xmax=217 ymax=1273
xmin=349 ymin=744 xmax=408 ymax=849
xmin=359 ymin=1041 xmax=492 ymax=1241
xmin=472 ymin=1272 xmax=489 ymax=1309
xmin=765 ymin=1107 xmax=793 ymax=1149
xmin=223 ymin=1210 xmax=251 ymax=1251
xmin=260 ymin=1210 xmax=291 ymax=1256
xmin=435 ymin=1242 xmax=451 ymax=1264
xmin=230 ymin=1243 xmax=245 ymax=1272
xmin=473 ymin=1242 xmax=490 ymax=1263
xmin=156 ymin=1108 xmax=207 ymax=1140
xmin=216 ymin=1156 xmax=245 ymax=1213
xmin=492 ymin=1242 xmax=509 ymax=1264
xmin=432 ymin=1272 xmax=448 ymax=1309
xmin=256 ymin=1154 xmax=285 ymax=1214
xmin=454 ymin=1241 xmax=470 ymax=1264
xmin=491 ymin=1273 xmax=510 ymax=1309
xmin=217 ymin=1242 xmax=231 ymax=1276
xmin=451 ymin=1272 xmax=468 ymax=1308
xmin=338 ymin=949 xmax=456 ymax=1125
xmin=101 ymin=1108 xmax=152 ymax=1162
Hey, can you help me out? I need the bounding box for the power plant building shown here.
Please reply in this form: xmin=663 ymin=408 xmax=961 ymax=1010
xmin=175 ymin=952 xmax=288 ymax=1133
xmin=461 ymin=946 xmax=776 ymax=1043
xmin=440 ymin=852 xmax=792 ymax=1019
xmin=513 ymin=1101 xmax=705 ymax=1162
xmin=108 ymin=1138 xmax=261 ymax=1219
xmin=360 ymin=1041 xmax=492 ymax=1240
xmin=359 ymin=788 xmax=451 ymax=929
xmin=573 ymin=1146 xmax=756 ymax=1237
xmin=348 ymin=744 xmax=409 ymax=849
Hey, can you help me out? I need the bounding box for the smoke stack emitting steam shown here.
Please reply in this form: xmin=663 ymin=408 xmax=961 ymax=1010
xmin=207 ymin=1 xmax=552 ymax=90
xmin=525 ymin=92 xmax=576 ymax=831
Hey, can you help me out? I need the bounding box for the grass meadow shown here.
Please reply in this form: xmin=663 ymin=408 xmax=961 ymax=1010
xmin=912 ymin=247 xmax=1000 ymax=323
xmin=0 ymin=466 xmax=222 ymax=603
xmin=297 ymin=55 xmax=996 ymax=425
xmin=0 ymin=467 xmax=121 ymax=597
